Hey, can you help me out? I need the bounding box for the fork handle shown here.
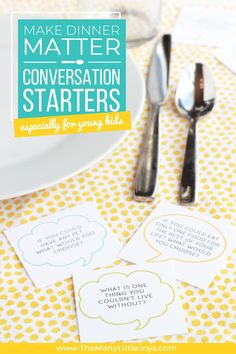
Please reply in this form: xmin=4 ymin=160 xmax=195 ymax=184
xmin=180 ymin=118 xmax=198 ymax=205
xmin=134 ymin=104 xmax=160 ymax=202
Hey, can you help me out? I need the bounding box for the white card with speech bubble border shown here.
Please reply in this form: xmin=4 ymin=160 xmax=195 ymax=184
xmin=73 ymin=262 xmax=188 ymax=342
xmin=119 ymin=202 xmax=236 ymax=290
xmin=4 ymin=202 xmax=122 ymax=288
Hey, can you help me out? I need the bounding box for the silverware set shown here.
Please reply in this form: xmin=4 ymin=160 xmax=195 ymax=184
xmin=134 ymin=34 xmax=216 ymax=205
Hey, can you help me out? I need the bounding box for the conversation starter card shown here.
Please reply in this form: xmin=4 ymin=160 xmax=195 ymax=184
xmin=73 ymin=263 xmax=188 ymax=342
xmin=4 ymin=202 xmax=122 ymax=288
xmin=119 ymin=202 xmax=236 ymax=290
xmin=173 ymin=7 xmax=236 ymax=46
xmin=213 ymin=44 xmax=236 ymax=75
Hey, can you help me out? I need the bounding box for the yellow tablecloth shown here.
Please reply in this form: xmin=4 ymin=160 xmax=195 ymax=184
xmin=0 ymin=0 xmax=236 ymax=343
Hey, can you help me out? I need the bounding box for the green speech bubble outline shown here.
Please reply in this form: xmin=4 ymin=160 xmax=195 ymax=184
xmin=78 ymin=270 xmax=175 ymax=330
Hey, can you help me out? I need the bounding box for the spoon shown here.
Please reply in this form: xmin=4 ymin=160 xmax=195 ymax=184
xmin=175 ymin=63 xmax=216 ymax=205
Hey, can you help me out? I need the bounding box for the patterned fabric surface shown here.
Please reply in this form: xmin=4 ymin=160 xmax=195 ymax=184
xmin=0 ymin=0 xmax=236 ymax=343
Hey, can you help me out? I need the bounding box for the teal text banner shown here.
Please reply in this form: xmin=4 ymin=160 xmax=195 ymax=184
xmin=18 ymin=19 xmax=126 ymax=118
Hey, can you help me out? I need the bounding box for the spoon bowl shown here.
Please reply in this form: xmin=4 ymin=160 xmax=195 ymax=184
xmin=176 ymin=63 xmax=215 ymax=119
xmin=175 ymin=63 xmax=216 ymax=205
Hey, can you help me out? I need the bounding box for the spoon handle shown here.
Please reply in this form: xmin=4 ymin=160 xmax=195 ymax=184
xmin=134 ymin=104 xmax=160 ymax=202
xmin=180 ymin=119 xmax=198 ymax=205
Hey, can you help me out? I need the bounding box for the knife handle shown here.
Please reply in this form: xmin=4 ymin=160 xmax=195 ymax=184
xmin=179 ymin=118 xmax=198 ymax=205
xmin=134 ymin=104 xmax=160 ymax=202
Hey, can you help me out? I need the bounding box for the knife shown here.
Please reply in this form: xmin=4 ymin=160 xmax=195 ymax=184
xmin=134 ymin=34 xmax=171 ymax=202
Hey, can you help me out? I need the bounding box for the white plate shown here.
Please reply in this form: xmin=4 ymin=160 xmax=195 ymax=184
xmin=0 ymin=17 xmax=145 ymax=200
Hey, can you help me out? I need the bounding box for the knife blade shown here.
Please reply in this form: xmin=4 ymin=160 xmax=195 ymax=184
xmin=134 ymin=34 xmax=171 ymax=201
